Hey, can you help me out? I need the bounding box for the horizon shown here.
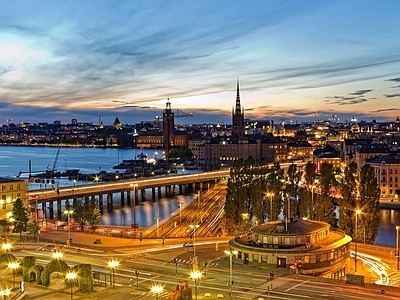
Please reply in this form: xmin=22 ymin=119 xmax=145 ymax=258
xmin=1 ymin=1 xmax=400 ymax=125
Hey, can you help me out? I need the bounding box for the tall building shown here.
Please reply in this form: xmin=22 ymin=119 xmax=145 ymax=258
xmin=163 ymin=99 xmax=175 ymax=151
xmin=232 ymin=78 xmax=244 ymax=137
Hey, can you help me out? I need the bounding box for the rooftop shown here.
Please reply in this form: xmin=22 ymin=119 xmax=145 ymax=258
xmin=252 ymin=219 xmax=329 ymax=235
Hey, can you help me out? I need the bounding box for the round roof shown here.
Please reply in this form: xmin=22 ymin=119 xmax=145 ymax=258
xmin=252 ymin=219 xmax=329 ymax=235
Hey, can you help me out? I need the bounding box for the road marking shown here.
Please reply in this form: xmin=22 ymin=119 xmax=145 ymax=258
xmin=284 ymin=279 xmax=309 ymax=292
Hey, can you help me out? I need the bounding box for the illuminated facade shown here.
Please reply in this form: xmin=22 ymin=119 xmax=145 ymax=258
xmin=228 ymin=219 xmax=351 ymax=279
xmin=0 ymin=177 xmax=27 ymax=219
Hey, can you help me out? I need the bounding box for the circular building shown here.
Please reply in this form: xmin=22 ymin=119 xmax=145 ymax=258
xmin=228 ymin=218 xmax=351 ymax=278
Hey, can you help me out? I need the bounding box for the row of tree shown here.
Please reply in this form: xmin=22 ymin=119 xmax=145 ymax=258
xmin=0 ymin=197 xmax=101 ymax=239
xmin=224 ymin=158 xmax=381 ymax=244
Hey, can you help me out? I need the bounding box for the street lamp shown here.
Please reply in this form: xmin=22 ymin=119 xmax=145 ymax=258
xmin=190 ymin=270 xmax=202 ymax=300
xmin=150 ymin=285 xmax=163 ymax=300
xmin=179 ymin=203 xmax=184 ymax=224
xmin=310 ymin=185 xmax=316 ymax=220
xmin=190 ymin=224 xmax=200 ymax=262
xmin=355 ymin=209 xmax=362 ymax=272
xmin=396 ymin=225 xmax=400 ymax=270
xmin=130 ymin=183 xmax=139 ymax=231
xmin=66 ymin=272 xmax=77 ymax=300
xmin=1 ymin=242 xmax=12 ymax=253
xmin=8 ymin=262 xmax=19 ymax=290
xmin=108 ymin=260 xmax=119 ymax=288
xmin=0 ymin=288 xmax=11 ymax=300
xmin=52 ymin=251 xmax=63 ymax=260
xmin=266 ymin=192 xmax=274 ymax=221
xmin=225 ymin=250 xmax=238 ymax=300
xmin=64 ymin=209 xmax=73 ymax=252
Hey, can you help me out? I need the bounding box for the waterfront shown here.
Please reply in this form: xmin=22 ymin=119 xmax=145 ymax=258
xmin=0 ymin=145 xmax=399 ymax=246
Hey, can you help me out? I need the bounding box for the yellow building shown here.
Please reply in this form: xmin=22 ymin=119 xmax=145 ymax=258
xmin=0 ymin=177 xmax=27 ymax=219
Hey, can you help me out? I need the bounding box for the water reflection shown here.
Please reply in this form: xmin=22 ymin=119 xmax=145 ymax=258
xmin=376 ymin=209 xmax=400 ymax=247
xmin=100 ymin=194 xmax=196 ymax=228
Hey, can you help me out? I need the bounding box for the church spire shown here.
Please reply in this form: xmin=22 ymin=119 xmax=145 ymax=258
xmin=235 ymin=77 xmax=241 ymax=115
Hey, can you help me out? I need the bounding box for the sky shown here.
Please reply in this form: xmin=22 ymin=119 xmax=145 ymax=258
xmin=1 ymin=0 xmax=400 ymax=126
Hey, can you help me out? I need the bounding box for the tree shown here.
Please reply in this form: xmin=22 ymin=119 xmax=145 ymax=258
xmin=86 ymin=198 xmax=101 ymax=233
xmin=12 ymin=198 xmax=30 ymax=238
xmin=72 ymin=198 xmax=87 ymax=232
xmin=302 ymin=161 xmax=317 ymax=219
xmin=315 ymin=163 xmax=336 ymax=226
xmin=266 ymin=162 xmax=285 ymax=221
xmin=358 ymin=164 xmax=380 ymax=244
xmin=285 ymin=163 xmax=301 ymax=217
xmin=27 ymin=219 xmax=40 ymax=242
xmin=338 ymin=162 xmax=358 ymax=236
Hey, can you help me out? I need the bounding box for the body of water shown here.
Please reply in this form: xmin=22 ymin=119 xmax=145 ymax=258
xmin=0 ymin=145 xmax=398 ymax=246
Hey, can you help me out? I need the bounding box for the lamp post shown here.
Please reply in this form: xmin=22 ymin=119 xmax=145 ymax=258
xmin=151 ymin=285 xmax=163 ymax=300
xmin=8 ymin=262 xmax=19 ymax=290
xmin=266 ymin=192 xmax=274 ymax=221
xmin=225 ymin=250 xmax=238 ymax=300
xmin=64 ymin=209 xmax=73 ymax=252
xmin=66 ymin=272 xmax=77 ymax=300
xmin=311 ymin=185 xmax=315 ymax=220
xmin=1 ymin=242 xmax=12 ymax=253
xmin=108 ymin=260 xmax=119 ymax=288
xmin=355 ymin=209 xmax=361 ymax=272
xmin=190 ymin=224 xmax=200 ymax=262
xmin=190 ymin=270 xmax=202 ymax=300
xmin=179 ymin=203 xmax=184 ymax=224
xmin=396 ymin=225 xmax=400 ymax=270
xmin=0 ymin=289 xmax=11 ymax=300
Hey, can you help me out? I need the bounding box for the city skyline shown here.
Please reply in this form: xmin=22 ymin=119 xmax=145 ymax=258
xmin=1 ymin=1 xmax=400 ymax=125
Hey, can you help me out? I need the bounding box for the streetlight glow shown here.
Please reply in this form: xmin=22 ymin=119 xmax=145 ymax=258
xmin=8 ymin=261 xmax=19 ymax=290
xmin=64 ymin=209 xmax=73 ymax=252
xmin=355 ymin=209 xmax=362 ymax=272
xmin=190 ymin=271 xmax=202 ymax=300
xmin=108 ymin=260 xmax=120 ymax=288
xmin=2 ymin=243 xmax=12 ymax=252
xmin=225 ymin=250 xmax=238 ymax=300
xmin=66 ymin=272 xmax=77 ymax=300
xmin=190 ymin=224 xmax=200 ymax=262
xmin=151 ymin=285 xmax=164 ymax=300
xmin=52 ymin=251 xmax=63 ymax=260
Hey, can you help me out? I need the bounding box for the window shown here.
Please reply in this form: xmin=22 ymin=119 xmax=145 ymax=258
xmin=1 ymin=185 xmax=5 ymax=192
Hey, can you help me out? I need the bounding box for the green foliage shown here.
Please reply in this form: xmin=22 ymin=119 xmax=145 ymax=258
xmin=168 ymin=147 xmax=193 ymax=159
xmin=21 ymin=256 xmax=37 ymax=282
xmin=72 ymin=197 xmax=101 ymax=232
xmin=41 ymin=259 xmax=70 ymax=286
xmin=315 ymin=163 xmax=336 ymax=226
xmin=76 ymin=264 xmax=94 ymax=293
xmin=338 ymin=162 xmax=358 ymax=236
xmin=0 ymin=253 xmax=17 ymax=264
xmin=304 ymin=162 xmax=316 ymax=185
xmin=27 ymin=219 xmax=40 ymax=237
xmin=358 ymin=164 xmax=380 ymax=244
xmin=12 ymin=198 xmax=30 ymax=237
xmin=285 ymin=163 xmax=301 ymax=217
xmin=267 ymin=162 xmax=285 ymax=221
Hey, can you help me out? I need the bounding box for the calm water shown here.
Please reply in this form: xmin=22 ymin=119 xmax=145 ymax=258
xmin=0 ymin=145 xmax=398 ymax=246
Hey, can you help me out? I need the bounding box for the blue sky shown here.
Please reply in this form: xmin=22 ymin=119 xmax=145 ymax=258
xmin=1 ymin=0 xmax=400 ymax=125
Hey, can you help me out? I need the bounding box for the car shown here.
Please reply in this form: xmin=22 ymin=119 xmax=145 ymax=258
xmin=183 ymin=242 xmax=194 ymax=248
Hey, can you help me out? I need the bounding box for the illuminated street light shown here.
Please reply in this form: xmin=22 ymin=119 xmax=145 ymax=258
xmin=66 ymin=272 xmax=77 ymax=300
xmin=396 ymin=225 xmax=400 ymax=270
xmin=150 ymin=285 xmax=163 ymax=300
xmin=355 ymin=209 xmax=362 ymax=272
xmin=52 ymin=251 xmax=63 ymax=260
xmin=310 ymin=185 xmax=316 ymax=220
xmin=225 ymin=250 xmax=238 ymax=300
xmin=190 ymin=270 xmax=202 ymax=300
xmin=190 ymin=224 xmax=200 ymax=262
xmin=64 ymin=209 xmax=73 ymax=252
xmin=108 ymin=260 xmax=120 ymax=288
xmin=1 ymin=243 xmax=12 ymax=252
xmin=0 ymin=288 xmax=11 ymax=300
xmin=266 ymin=192 xmax=274 ymax=221
xmin=8 ymin=261 xmax=19 ymax=290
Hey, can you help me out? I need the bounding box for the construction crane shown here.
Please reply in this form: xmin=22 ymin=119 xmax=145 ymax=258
xmin=155 ymin=109 xmax=193 ymax=122
xmin=47 ymin=147 xmax=61 ymax=174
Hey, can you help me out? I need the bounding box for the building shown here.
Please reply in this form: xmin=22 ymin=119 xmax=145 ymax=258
xmin=163 ymin=99 xmax=175 ymax=151
xmin=314 ymin=152 xmax=342 ymax=173
xmin=366 ymin=155 xmax=400 ymax=199
xmin=228 ymin=219 xmax=351 ymax=278
xmin=231 ymin=79 xmax=244 ymax=137
xmin=287 ymin=141 xmax=314 ymax=161
xmin=355 ymin=143 xmax=390 ymax=170
xmin=0 ymin=177 xmax=27 ymax=220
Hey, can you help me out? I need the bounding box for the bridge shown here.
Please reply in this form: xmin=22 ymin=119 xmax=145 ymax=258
xmin=28 ymin=170 xmax=230 ymax=220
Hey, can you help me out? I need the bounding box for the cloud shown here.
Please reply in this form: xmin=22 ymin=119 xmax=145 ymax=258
xmin=384 ymin=93 xmax=400 ymax=98
xmin=349 ymin=89 xmax=373 ymax=95
xmin=371 ymin=108 xmax=399 ymax=113
xmin=386 ymin=77 xmax=400 ymax=83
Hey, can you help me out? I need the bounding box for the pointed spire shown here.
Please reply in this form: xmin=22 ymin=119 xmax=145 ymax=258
xmin=235 ymin=77 xmax=241 ymax=115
